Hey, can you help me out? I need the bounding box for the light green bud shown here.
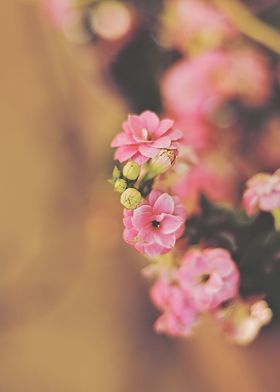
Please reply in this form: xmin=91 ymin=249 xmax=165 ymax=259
xmin=120 ymin=188 xmax=142 ymax=209
xmin=147 ymin=149 xmax=177 ymax=179
xmin=122 ymin=161 xmax=141 ymax=181
xmin=114 ymin=178 xmax=127 ymax=193
xmin=112 ymin=166 xmax=121 ymax=180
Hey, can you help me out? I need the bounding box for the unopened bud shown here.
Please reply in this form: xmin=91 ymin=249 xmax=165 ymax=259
xmin=120 ymin=188 xmax=142 ymax=209
xmin=148 ymin=149 xmax=177 ymax=178
xmin=112 ymin=166 xmax=121 ymax=180
xmin=123 ymin=161 xmax=141 ymax=181
xmin=114 ymin=178 xmax=127 ymax=193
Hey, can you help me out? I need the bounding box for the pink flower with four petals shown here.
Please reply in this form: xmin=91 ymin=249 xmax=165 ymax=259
xmin=150 ymin=279 xmax=199 ymax=337
xmin=178 ymin=248 xmax=240 ymax=311
xmin=123 ymin=190 xmax=186 ymax=257
xmin=243 ymin=170 xmax=280 ymax=217
xmin=111 ymin=111 xmax=183 ymax=164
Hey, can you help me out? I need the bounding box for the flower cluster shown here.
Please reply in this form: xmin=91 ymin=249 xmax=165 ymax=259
xmin=110 ymin=110 xmax=278 ymax=345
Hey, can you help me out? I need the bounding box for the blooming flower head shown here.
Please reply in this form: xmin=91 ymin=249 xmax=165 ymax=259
xmin=178 ymin=248 xmax=240 ymax=311
xmin=243 ymin=169 xmax=280 ymax=217
xmin=151 ymin=279 xmax=199 ymax=337
xmin=111 ymin=111 xmax=183 ymax=164
xmin=123 ymin=190 xmax=186 ymax=257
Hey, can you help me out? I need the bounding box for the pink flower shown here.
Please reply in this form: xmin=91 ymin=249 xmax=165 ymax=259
xmin=151 ymin=279 xmax=199 ymax=337
xmin=163 ymin=0 xmax=236 ymax=53
xmin=178 ymin=248 xmax=240 ymax=311
xmin=123 ymin=190 xmax=186 ymax=257
xmin=243 ymin=170 xmax=280 ymax=217
xmin=111 ymin=111 xmax=183 ymax=164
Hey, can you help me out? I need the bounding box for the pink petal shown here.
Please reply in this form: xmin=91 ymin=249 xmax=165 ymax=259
xmin=114 ymin=145 xmax=139 ymax=162
xmin=153 ymin=193 xmax=175 ymax=215
xmin=259 ymin=192 xmax=280 ymax=211
xmin=140 ymin=110 xmax=160 ymax=133
xmin=168 ymin=128 xmax=183 ymax=140
xmin=132 ymin=152 xmax=150 ymax=165
xmin=148 ymin=190 xmax=163 ymax=206
xmin=122 ymin=120 xmax=133 ymax=134
xmin=111 ymin=132 xmax=136 ymax=147
xmin=151 ymin=136 xmax=172 ymax=149
xmin=160 ymin=215 xmax=183 ymax=234
xmin=154 ymin=119 xmax=174 ymax=138
xmin=132 ymin=206 xmax=152 ymax=229
xmin=144 ymin=243 xmax=167 ymax=257
xmin=138 ymin=144 xmax=159 ymax=158
xmin=154 ymin=232 xmax=176 ymax=248
xmin=205 ymin=272 xmax=223 ymax=294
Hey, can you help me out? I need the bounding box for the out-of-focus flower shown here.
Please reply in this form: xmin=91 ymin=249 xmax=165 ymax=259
xmin=151 ymin=279 xmax=199 ymax=337
xmin=173 ymin=155 xmax=237 ymax=211
xmin=122 ymin=161 xmax=141 ymax=181
xmin=120 ymin=188 xmax=142 ymax=209
xmin=111 ymin=111 xmax=183 ymax=164
xmin=213 ymin=298 xmax=272 ymax=345
xmin=217 ymin=46 xmax=272 ymax=107
xmin=161 ymin=52 xmax=230 ymax=120
xmin=256 ymin=117 xmax=280 ymax=169
xmin=162 ymin=0 xmax=236 ymax=53
xmin=123 ymin=190 xmax=186 ymax=257
xmin=178 ymin=248 xmax=240 ymax=311
xmin=243 ymin=169 xmax=280 ymax=217
xmin=90 ymin=0 xmax=134 ymax=42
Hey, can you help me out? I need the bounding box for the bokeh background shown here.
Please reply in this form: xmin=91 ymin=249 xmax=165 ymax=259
xmin=1 ymin=1 xmax=280 ymax=391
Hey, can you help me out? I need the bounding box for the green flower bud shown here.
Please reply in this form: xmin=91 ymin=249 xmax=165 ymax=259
xmin=114 ymin=178 xmax=127 ymax=193
xmin=120 ymin=188 xmax=142 ymax=209
xmin=112 ymin=166 xmax=121 ymax=180
xmin=123 ymin=161 xmax=141 ymax=181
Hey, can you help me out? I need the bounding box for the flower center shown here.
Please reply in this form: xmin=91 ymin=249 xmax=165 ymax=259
xmin=200 ymin=273 xmax=210 ymax=284
xmin=141 ymin=128 xmax=151 ymax=140
xmin=151 ymin=220 xmax=160 ymax=229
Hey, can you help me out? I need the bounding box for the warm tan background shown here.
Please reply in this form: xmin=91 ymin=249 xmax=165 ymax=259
xmin=1 ymin=1 xmax=280 ymax=391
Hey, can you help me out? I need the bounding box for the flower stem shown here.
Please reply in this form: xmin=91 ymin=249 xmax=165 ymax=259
xmin=211 ymin=0 xmax=280 ymax=54
xmin=272 ymin=208 xmax=280 ymax=231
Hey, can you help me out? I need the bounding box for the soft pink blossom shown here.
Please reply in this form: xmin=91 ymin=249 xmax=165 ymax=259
xmin=163 ymin=0 xmax=236 ymax=53
xmin=151 ymin=279 xmax=199 ymax=337
xmin=111 ymin=111 xmax=183 ymax=164
xmin=123 ymin=190 xmax=186 ymax=257
xmin=173 ymin=156 xmax=237 ymax=211
xmin=178 ymin=248 xmax=240 ymax=311
xmin=243 ymin=169 xmax=280 ymax=217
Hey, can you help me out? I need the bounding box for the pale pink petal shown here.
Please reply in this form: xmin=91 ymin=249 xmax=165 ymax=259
xmin=154 ymin=232 xmax=176 ymax=248
xmin=151 ymin=136 xmax=172 ymax=149
xmin=111 ymin=132 xmax=136 ymax=147
xmin=160 ymin=215 xmax=183 ymax=234
xmin=153 ymin=118 xmax=174 ymax=138
xmin=153 ymin=193 xmax=175 ymax=215
xmin=140 ymin=110 xmax=160 ymax=133
xmin=132 ymin=152 xmax=150 ymax=164
xmin=259 ymin=192 xmax=280 ymax=211
xmin=114 ymin=145 xmax=138 ymax=162
xmin=144 ymin=243 xmax=167 ymax=257
xmin=138 ymin=144 xmax=159 ymax=158
xmin=148 ymin=190 xmax=163 ymax=206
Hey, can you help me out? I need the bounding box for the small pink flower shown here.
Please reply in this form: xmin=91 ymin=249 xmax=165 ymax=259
xmin=151 ymin=279 xmax=199 ymax=337
xmin=178 ymin=248 xmax=240 ymax=311
xmin=111 ymin=111 xmax=183 ymax=164
xmin=123 ymin=190 xmax=186 ymax=257
xmin=243 ymin=170 xmax=280 ymax=217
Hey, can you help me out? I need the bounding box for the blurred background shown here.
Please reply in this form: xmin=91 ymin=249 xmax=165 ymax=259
xmin=1 ymin=0 xmax=280 ymax=391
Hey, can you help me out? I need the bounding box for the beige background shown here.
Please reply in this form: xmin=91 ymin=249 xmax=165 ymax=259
xmin=0 ymin=1 xmax=280 ymax=391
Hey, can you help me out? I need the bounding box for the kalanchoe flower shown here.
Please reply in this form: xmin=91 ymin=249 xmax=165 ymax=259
xmin=111 ymin=111 xmax=183 ymax=164
xmin=123 ymin=190 xmax=186 ymax=257
xmin=178 ymin=248 xmax=240 ymax=311
xmin=150 ymin=279 xmax=199 ymax=337
xmin=243 ymin=169 xmax=280 ymax=217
